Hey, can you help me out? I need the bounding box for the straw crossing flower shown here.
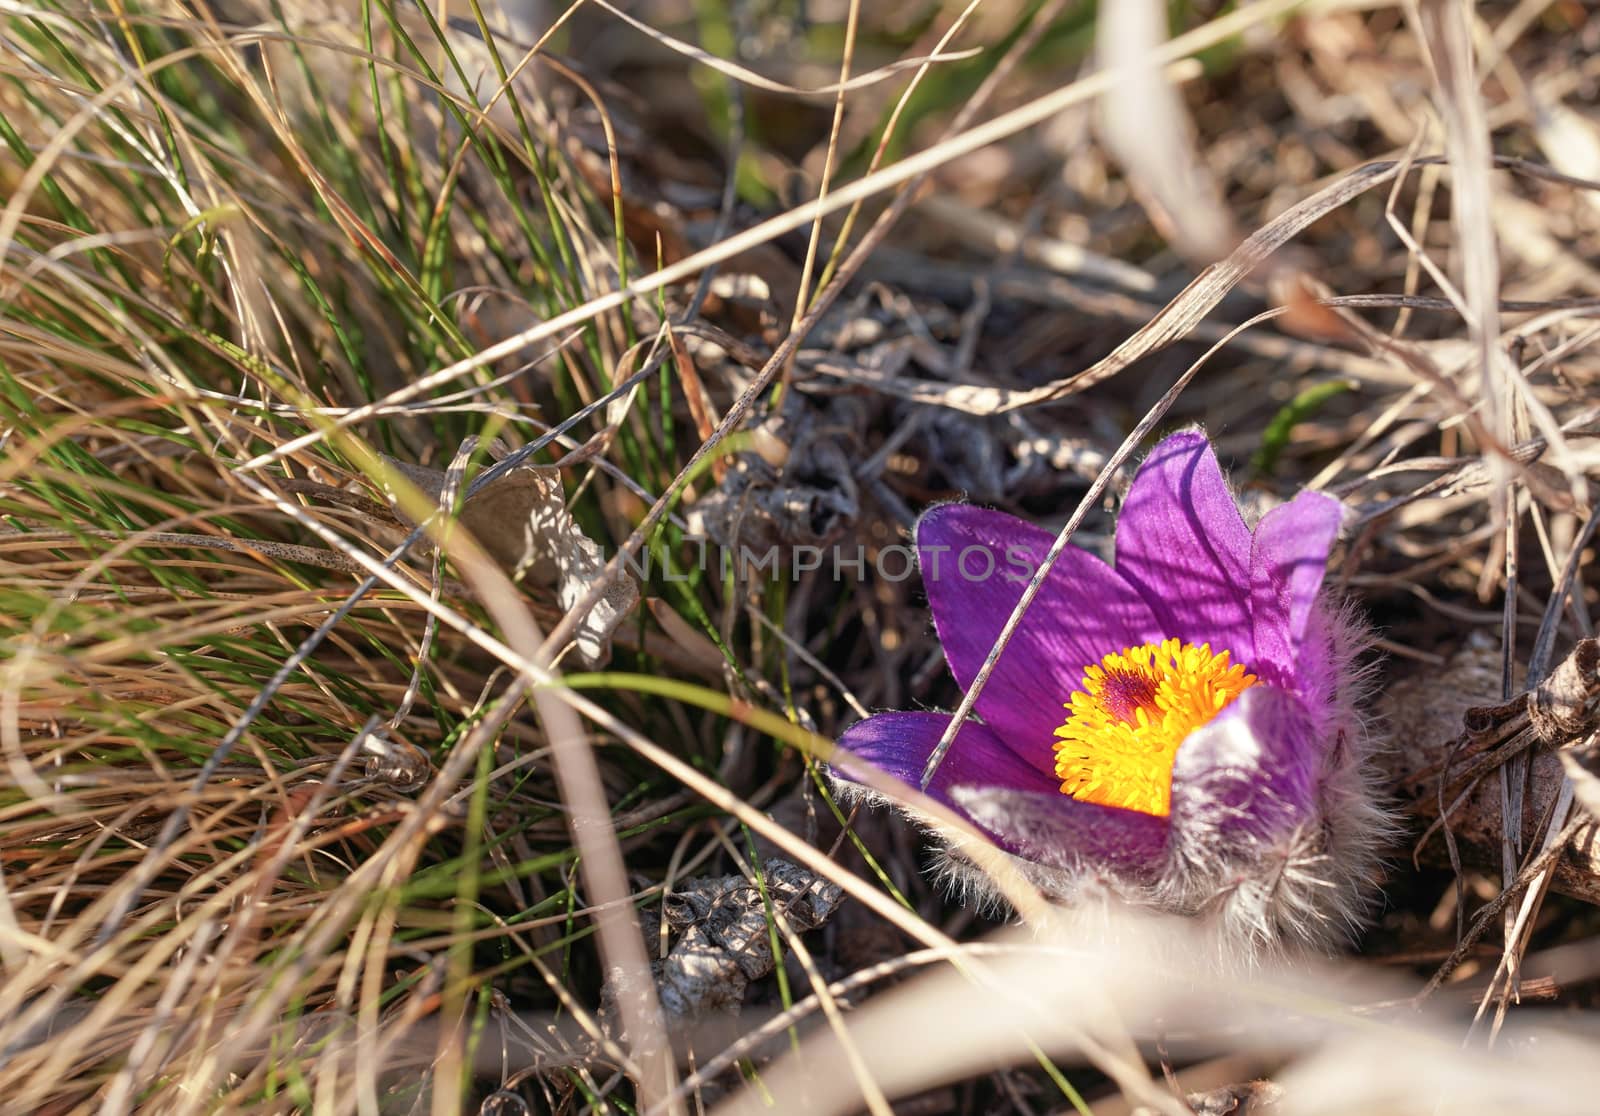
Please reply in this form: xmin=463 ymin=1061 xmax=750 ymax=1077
xmin=831 ymin=431 xmax=1391 ymax=953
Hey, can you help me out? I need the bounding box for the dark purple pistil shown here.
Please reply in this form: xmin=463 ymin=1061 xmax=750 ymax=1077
xmin=1098 ymin=668 xmax=1161 ymax=725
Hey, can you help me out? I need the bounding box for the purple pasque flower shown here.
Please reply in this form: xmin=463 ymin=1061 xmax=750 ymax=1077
xmin=831 ymin=431 xmax=1391 ymax=953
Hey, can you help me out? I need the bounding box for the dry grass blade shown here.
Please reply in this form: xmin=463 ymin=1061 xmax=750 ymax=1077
xmin=1412 ymin=0 xmax=1509 ymax=453
xmin=588 ymin=0 xmax=979 ymax=97
xmin=1097 ymin=0 xmax=1236 ymax=263
xmin=705 ymin=908 xmax=1600 ymax=1116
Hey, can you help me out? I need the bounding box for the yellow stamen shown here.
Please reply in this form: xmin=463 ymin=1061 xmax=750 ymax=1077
xmin=1053 ymin=637 xmax=1256 ymax=817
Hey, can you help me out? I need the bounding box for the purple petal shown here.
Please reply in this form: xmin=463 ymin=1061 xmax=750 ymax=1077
xmin=1250 ymin=490 xmax=1341 ymax=689
xmin=1115 ymin=432 xmax=1255 ymax=666
xmin=834 ymin=711 xmax=1057 ymax=800
xmin=916 ymin=505 xmax=1163 ymax=770
xmin=1168 ymin=685 xmax=1319 ymax=849
xmin=831 ymin=711 xmax=1169 ymax=872
xmin=950 ymin=785 xmax=1169 ymax=877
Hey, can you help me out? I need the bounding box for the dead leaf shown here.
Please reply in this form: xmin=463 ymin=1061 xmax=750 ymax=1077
xmin=1560 ymin=745 xmax=1600 ymax=825
xmin=383 ymin=457 xmax=639 ymax=668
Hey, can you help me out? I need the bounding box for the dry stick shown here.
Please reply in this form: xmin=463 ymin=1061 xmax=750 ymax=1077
xmin=1418 ymin=818 xmax=1586 ymax=1002
xmin=237 ymin=0 xmax=1312 ymax=475
xmin=1498 ymin=479 xmax=1526 ymax=991
xmin=1479 ymin=774 xmax=1583 ymax=1026
xmin=1316 ymin=293 xmax=1600 ymax=314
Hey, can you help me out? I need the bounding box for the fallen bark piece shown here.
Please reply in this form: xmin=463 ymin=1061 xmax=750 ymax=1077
xmin=683 ymin=395 xmax=860 ymax=555
xmin=642 ymin=859 xmax=845 ymax=1022
xmin=1379 ymin=637 xmax=1600 ymax=905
